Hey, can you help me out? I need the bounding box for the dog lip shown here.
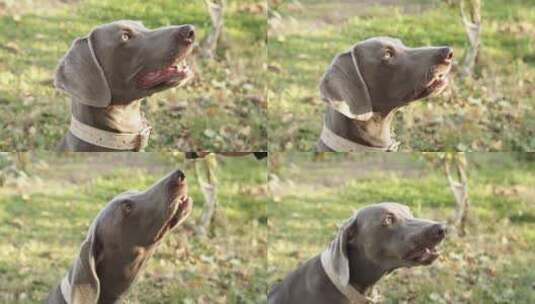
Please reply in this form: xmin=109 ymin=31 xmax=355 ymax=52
xmin=404 ymin=235 xmax=444 ymax=263
xmin=413 ymin=70 xmax=450 ymax=100
xmin=153 ymin=196 xmax=191 ymax=242
xmin=168 ymin=196 xmax=192 ymax=227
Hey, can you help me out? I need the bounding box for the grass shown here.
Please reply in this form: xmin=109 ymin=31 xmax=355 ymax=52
xmin=268 ymin=0 xmax=535 ymax=151
xmin=268 ymin=153 xmax=535 ymax=303
xmin=0 ymin=0 xmax=267 ymax=151
xmin=0 ymin=153 xmax=268 ymax=303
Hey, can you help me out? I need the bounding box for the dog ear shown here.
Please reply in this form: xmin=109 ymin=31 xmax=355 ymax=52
xmin=319 ymin=44 xmax=373 ymax=121
xmin=325 ymin=214 xmax=358 ymax=287
xmin=69 ymin=222 xmax=101 ymax=303
xmin=54 ymin=30 xmax=111 ymax=108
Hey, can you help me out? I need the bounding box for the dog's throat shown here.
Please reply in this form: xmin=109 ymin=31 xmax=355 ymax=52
xmin=347 ymin=247 xmax=387 ymax=294
xmin=71 ymin=99 xmax=148 ymax=134
xmin=325 ymin=108 xmax=397 ymax=150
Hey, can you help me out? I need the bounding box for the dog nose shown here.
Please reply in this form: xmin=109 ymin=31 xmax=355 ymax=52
xmin=439 ymin=47 xmax=453 ymax=63
xmin=171 ymin=169 xmax=186 ymax=183
xmin=176 ymin=25 xmax=195 ymax=44
xmin=431 ymin=223 xmax=447 ymax=240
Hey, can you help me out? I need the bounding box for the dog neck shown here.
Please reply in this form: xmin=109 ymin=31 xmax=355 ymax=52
xmin=347 ymin=245 xmax=387 ymax=294
xmin=324 ymin=107 xmax=397 ymax=149
xmin=71 ymin=98 xmax=148 ymax=134
xmin=97 ymin=247 xmax=156 ymax=303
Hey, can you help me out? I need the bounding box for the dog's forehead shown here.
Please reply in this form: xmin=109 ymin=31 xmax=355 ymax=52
xmin=358 ymin=37 xmax=405 ymax=50
xmin=95 ymin=191 xmax=140 ymax=225
xmin=382 ymin=202 xmax=412 ymax=217
xmin=358 ymin=202 xmax=412 ymax=218
xmin=105 ymin=20 xmax=148 ymax=31
xmin=108 ymin=190 xmax=140 ymax=205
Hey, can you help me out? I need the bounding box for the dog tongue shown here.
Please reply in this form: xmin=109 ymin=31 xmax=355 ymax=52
xmin=143 ymin=67 xmax=173 ymax=84
xmin=139 ymin=66 xmax=185 ymax=88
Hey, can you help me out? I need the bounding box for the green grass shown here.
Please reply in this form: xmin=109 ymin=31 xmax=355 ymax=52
xmin=0 ymin=153 xmax=268 ymax=303
xmin=268 ymin=0 xmax=535 ymax=151
xmin=268 ymin=153 xmax=535 ymax=303
xmin=0 ymin=0 xmax=267 ymax=151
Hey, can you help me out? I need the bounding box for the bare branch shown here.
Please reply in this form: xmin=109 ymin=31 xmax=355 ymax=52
xmin=460 ymin=0 xmax=481 ymax=77
xmin=200 ymin=0 xmax=226 ymax=59
xmin=194 ymin=154 xmax=219 ymax=237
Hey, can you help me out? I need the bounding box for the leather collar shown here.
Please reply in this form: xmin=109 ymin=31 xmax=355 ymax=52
xmin=320 ymin=125 xmax=399 ymax=152
xmin=69 ymin=116 xmax=151 ymax=151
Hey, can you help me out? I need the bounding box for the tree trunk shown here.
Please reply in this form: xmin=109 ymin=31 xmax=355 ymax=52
xmin=444 ymin=154 xmax=470 ymax=236
xmin=460 ymin=0 xmax=481 ymax=77
xmin=195 ymin=154 xmax=219 ymax=237
xmin=200 ymin=0 xmax=225 ymax=59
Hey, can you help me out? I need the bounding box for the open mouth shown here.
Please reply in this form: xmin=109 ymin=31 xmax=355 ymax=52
xmin=414 ymin=73 xmax=449 ymax=100
xmin=154 ymin=195 xmax=192 ymax=241
xmin=404 ymin=240 xmax=442 ymax=265
xmin=413 ymin=63 xmax=452 ymax=100
xmin=167 ymin=196 xmax=192 ymax=229
xmin=153 ymin=170 xmax=192 ymax=242
xmin=426 ymin=73 xmax=449 ymax=96
xmin=136 ymin=49 xmax=193 ymax=90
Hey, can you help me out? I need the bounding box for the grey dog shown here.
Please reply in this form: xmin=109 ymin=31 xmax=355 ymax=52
xmin=269 ymin=203 xmax=447 ymax=304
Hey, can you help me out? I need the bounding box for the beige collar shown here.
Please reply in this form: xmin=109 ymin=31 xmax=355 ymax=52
xmin=320 ymin=251 xmax=371 ymax=304
xmin=69 ymin=116 xmax=151 ymax=151
xmin=60 ymin=275 xmax=72 ymax=304
xmin=320 ymin=125 xmax=398 ymax=152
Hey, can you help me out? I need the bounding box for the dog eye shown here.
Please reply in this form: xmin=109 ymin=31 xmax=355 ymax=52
xmin=122 ymin=200 xmax=134 ymax=215
xmin=384 ymin=49 xmax=394 ymax=60
xmin=121 ymin=32 xmax=132 ymax=42
xmin=383 ymin=214 xmax=394 ymax=225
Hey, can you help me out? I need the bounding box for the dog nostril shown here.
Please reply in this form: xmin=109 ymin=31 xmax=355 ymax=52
xmin=174 ymin=170 xmax=186 ymax=182
xmin=443 ymin=47 xmax=453 ymax=62
xmin=178 ymin=25 xmax=195 ymax=43
xmin=437 ymin=225 xmax=447 ymax=237
xmin=187 ymin=29 xmax=195 ymax=39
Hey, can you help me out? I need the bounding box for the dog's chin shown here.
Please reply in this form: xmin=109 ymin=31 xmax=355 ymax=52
xmin=428 ymin=78 xmax=449 ymax=97
xmin=411 ymin=77 xmax=449 ymax=101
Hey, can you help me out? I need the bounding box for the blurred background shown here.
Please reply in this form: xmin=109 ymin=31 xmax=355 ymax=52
xmin=268 ymin=152 xmax=535 ymax=303
xmin=268 ymin=0 xmax=535 ymax=151
xmin=0 ymin=0 xmax=267 ymax=151
xmin=0 ymin=152 xmax=268 ymax=303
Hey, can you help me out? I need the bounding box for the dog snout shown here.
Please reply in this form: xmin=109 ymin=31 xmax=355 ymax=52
xmin=176 ymin=25 xmax=195 ymax=44
xmin=438 ymin=47 xmax=453 ymax=63
xmin=166 ymin=170 xmax=188 ymax=198
xmin=430 ymin=223 xmax=447 ymax=240
xmin=170 ymin=169 xmax=186 ymax=184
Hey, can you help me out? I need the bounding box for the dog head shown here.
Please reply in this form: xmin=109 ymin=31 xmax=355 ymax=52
xmin=55 ymin=20 xmax=195 ymax=107
xmin=320 ymin=37 xmax=453 ymax=120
